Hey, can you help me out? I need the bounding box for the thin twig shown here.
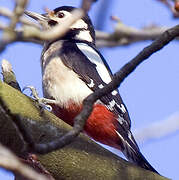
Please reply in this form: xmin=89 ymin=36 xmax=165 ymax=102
xmin=9 ymin=0 xmax=28 ymax=29
xmin=0 ymin=0 xmax=28 ymax=53
xmin=0 ymin=143 xmax=49 ymax=180
xmin=0 ymin=8 xmax=84 ymax=53
xmin=0 ymin=7 xmax=40 ymax=28
xmin=96 ymin=25 xmax=178 ymax=47
xmin=81 ymin=0 xmax=97 ymax=12
xmin=1 ymin=6 xmax=179 ymax=48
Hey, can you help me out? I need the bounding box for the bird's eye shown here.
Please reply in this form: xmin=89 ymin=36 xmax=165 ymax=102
xmin=58 ymin=12 xmax=65 ymax=18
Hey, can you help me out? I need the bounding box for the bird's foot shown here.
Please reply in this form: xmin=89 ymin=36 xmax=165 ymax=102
xmin=23 ymin=86 xmax=57 ymax=111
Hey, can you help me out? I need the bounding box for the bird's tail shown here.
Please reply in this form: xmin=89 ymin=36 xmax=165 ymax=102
xmin=115 ymin=130 xmax=158 ymax=174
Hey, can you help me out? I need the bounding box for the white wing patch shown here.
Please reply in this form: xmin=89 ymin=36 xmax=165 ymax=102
xmin=115 ymin=130 xmax=133 ymax=150
xmin=98 ymin=84 xmax=104 ymax=89
xmin=107 ymin=99 xmax=116 ymax=111
xmin=116 ymin=103 xmax=126 ymax=113
xmin=76 ymin=43 xmax=112 ymax=84
xmin=112 ymin=90 xmax=118 ymax=96
xmin=117 ymin=115 xmax=126 ymax=125
xmin=88 ymin=79 xmax=95 ymax=88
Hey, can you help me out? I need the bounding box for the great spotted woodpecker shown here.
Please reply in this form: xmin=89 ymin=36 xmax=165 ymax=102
xmin=25 ymin=6 xmax=158 ymax=173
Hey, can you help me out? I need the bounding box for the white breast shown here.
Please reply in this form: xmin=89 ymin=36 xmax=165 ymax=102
xmin=42 ymin=56 xmax=92 ymax=107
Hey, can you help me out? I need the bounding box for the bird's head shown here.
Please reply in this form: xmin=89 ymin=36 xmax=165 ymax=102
xmin=25 ymin=6 xmax=95 ymax=44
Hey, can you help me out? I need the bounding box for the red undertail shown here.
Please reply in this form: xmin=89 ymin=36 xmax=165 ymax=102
xmin=51 ymin=102 xmax=123 ymax=150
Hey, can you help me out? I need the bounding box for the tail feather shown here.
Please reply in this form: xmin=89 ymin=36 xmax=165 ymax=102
xmin=115 ymin=130 xmax=158 ymax=174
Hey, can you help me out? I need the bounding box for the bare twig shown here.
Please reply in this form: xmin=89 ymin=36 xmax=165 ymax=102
xmin=0 ymin=0 xmax=28 ymax=53
xmin=96 ymin=24 xmax=177 ymax=47
xmin=1 ymin=5 xmax=179 ymax=49
xmin=0 ymin=7 xmax=40 ymax=28
xmin=81 ymin=0 xmax=97 ymax=12
xmin=0 ymin=143 xmax=49 ymax=180
xmin=26 ymin=24 xmax=179 ymax=154
xmin=9 ymin=0 xmax=28 ymax=29
xmin=0 ymin=7 xmax=84 ymax=53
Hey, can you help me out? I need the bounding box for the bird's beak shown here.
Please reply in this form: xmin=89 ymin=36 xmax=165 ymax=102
xmin=25 ymin=10 xmax=52 ymax=29
xmin=24 ymin=10 xmax=49 ymax=22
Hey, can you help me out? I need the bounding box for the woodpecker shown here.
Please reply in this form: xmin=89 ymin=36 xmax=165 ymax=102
xmin=25 ymin=6 xmax=158 ymax=173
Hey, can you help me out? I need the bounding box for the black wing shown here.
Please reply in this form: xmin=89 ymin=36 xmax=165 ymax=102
xmin=60 ymin=41 xmax=131 ymax=129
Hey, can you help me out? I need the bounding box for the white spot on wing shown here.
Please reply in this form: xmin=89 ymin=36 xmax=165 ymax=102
xmin=98 ymin=84 xmax=104 ymax=89
xmin=112 ymin=90 xmax=118 ymax=96
xmin=116 ymin=103 xmax=126 ymax=113
xmin=117 ymin=115 xmax=125 ymax=125
xmin=115 ymin=130 xmax=138 ymax=161
xmin=107 ymin=99 xmax=116 ymax=111
xmin=88 ymin=79 xmax=95 ymax=88
xmin=128 ymin=131 xmax=135 ymax=144
xmin=76 ymin=43 xmax=112 ymax=84
xmin=115 ymin=130 xmax=133 ymax=149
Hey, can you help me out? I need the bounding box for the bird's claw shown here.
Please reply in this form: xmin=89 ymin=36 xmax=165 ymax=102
xmin=23 ymin=86 xmax=40 ymax=100
xmin=23 ymin=86 xmax=53 ymax=111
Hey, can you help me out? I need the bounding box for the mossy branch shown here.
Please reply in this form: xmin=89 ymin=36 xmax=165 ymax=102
xmin=0 ymin=81 xmax=169 ymax=180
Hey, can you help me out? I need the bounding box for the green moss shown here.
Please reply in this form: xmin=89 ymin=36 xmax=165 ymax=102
xmin=0 ymin=81 xmax=41 ymax=120
xmin=0 ymin=81 xmax=169 ymax=180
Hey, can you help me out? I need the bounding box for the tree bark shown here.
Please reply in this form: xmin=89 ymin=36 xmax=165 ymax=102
xmin=0 ymin=81 xmax=169 ymax=180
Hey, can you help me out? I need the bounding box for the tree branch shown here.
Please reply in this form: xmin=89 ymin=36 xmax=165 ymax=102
xmin=1 ymin=59 xmax=21 ymax=91
xmin=0 ymin=143 xmax=49 ymax=180
xmin=0 ymin=7 xmax=40 ymax=28
xmin=0 ymin=1 xmax=99 ymax=53
xmin=2 ymin=4 xmax=179 ymax=49
xmin=0 ymin=80 xmax=169 ymax=180
xmin=96 ymin=24 xmax=179 ymax=47
xmin=8 ymin=0 xmax=28 ymax=30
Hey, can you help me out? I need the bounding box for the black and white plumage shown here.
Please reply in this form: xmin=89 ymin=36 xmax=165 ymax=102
xmin=25 ymin=6 xmax=158 ymax=173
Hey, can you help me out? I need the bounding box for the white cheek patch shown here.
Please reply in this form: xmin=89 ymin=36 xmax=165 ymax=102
xmin=76 ymin=30 xmax=93 ymax=43
xmin=76 ymin=43 xmax=112 ymax=84
xmin=71 ymin=19 xmax=88 ymax=29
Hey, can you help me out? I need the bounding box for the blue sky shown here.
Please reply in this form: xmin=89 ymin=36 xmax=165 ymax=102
xmin=0 ymin=0 xmax=179 ymax=179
